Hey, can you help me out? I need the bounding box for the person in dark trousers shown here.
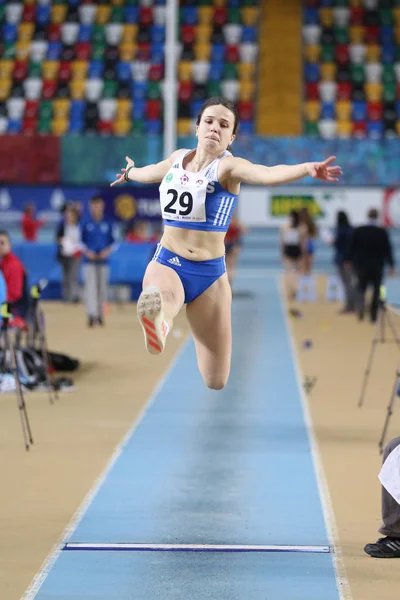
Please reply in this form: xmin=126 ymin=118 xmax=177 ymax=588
xmin=364 ymin=436 xmax=400 ymax=558
xmin=0 ymin=230 xmax=29 ymax=317
xmin=346 ymin=208 xmax=395 ymax=323
xmin=80 ymin=196 xmax=114 ymax=327
xmin=333 ymin=210 xmax=357 ymax=314
xmin=56 ymin=205 xmax=82 ymax=303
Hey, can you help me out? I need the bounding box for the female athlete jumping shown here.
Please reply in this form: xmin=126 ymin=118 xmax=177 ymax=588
xmin=111 ymin=97 xmax=342 ymax=389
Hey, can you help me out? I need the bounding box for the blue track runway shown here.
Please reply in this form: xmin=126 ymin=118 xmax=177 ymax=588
xmin=24 ymin=275 xmax=349 ymax=600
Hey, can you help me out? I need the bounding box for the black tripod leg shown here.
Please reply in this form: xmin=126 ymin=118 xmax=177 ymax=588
xmin=5 ymin=330 xmax=34 ymax=450
xmin=358 ymin=314 xmax=381 ymax=407
xmin=379 ymin=366 xmax=400 ymax=454
xmin=36 ymin=306 xmax=57 ymax=403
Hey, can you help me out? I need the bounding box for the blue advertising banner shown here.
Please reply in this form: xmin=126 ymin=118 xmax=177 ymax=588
xmin=0 ymin=184 xmax=162 ymax=227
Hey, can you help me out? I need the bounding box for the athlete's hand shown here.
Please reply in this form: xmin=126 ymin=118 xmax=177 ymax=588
xmin=110 ymin=156 xmax=135 ymax=187
xmin=306 ymin=156 xmax=342 ymax=182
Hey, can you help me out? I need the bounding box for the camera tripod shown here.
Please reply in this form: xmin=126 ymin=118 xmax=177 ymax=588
xmin=0 ymin=302 xmax=34 ymax=451
xmin=357 ymin=292 xmax=400 ymax=453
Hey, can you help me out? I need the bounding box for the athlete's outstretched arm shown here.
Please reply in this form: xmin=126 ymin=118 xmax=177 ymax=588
xmin=110 ymin=150 xmax=182 ymax=187
xmin=225 ymin=155 xmax=342 ymax=186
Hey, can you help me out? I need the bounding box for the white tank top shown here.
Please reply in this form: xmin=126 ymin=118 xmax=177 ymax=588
xmin=159 ymin=149 xmax=238 ymax=232
xmin=282 ymin=227 xmax=301 ymax=245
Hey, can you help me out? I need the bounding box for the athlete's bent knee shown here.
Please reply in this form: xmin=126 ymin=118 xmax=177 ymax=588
xmin=203 ymin=373 xmax=228 ymax=390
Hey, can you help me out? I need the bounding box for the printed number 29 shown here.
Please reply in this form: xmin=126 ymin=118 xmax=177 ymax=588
xmin=164 ymin=189 xmax=193 ymax=216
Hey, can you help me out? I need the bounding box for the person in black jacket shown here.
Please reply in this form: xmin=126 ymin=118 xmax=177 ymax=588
xmin=334 ymin=210 xmax=356 ymax=314
xmin=346 ymin=208 xmax=395 ymax=323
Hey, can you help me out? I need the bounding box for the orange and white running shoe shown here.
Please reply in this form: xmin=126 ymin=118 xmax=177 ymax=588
xmin=137 ymin=286 xmax=169 ymax=355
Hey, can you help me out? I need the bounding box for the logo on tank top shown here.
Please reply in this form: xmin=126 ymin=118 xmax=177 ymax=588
xmin=206 ymin=182 xmax=215 ymax=193
xmin=196 ymin=179 xmax=203 ymax=186
xmin=180 ymin=174 xmax=189 ymax=185
xmin=165 ymin=173 xmax=173 ymax=183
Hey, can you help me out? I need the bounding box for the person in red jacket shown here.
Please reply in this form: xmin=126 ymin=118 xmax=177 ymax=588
xmin=21 ymin=203 xmax=46 ymax=242
xmin=0 ymin=231 xmax=29 ymax=316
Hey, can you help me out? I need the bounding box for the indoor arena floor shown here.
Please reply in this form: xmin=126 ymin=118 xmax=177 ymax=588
xmin=1 ymin=272 xmax=400 ymax=600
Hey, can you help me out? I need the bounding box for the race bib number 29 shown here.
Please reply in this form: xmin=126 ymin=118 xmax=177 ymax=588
xmin=160 ymin=179 xmax=207 ymax=222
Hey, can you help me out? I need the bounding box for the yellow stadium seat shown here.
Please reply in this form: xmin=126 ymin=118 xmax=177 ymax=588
xmin=51 ymin=5 xmax=67 ymax=25
xmin=15 ymin=42 xmax=30 ymax=60
xmin=120 ymin=42 xmax=136 ymax=62
xmin=336 ymin=100 xmax=351 ymax=121
xmin=113 ymin=119 xmax=132 ymax=136
xmin=394 ymin=26 xmax=400 ymax=44
xmin=0 ymin=78 xmax=11 ymax=102
xmin=337 ymin=121 xmax=353 ymax=138
xmin=194 ymin=43 xmax=211 ymax=61
xmin=365 ymin=82 xmax=382 ymax=102
xmin=177 ymin=119 xmax=192 ymax=136
xmin=320 ymin=63 xmax=336 ymax=81
xmin=0 ymin=60 xmax=15 ymax=79
xmin=18 ymin=23 xmax=35 ymax=42
xmin=349 ymin=0 xmax=362 ymax=6
xmin=394 ymin=9 xmax=400 ymax=26
xmin=24 ymin=0 xmax=35 ymax=4
xmin=96 ymin=6 xmax=111 ymax=25
xmin=241 ymin=7 xmax=258 ymax=27
xmin=349 ymin=26 xmax=364 ymax=44
xmin=319 ymin=8 xmax=334 ymax=28
xmin=178 ymin=61 xmax=193 ymax=81
xmin=198 ymin=7 xmax=214 ymax=25
xmin=52 ymin=118 xmax=69 ymax=136
xmin=111 ymin=0 xmax=124 ymax=5
xmin=237 ymin=63 xmax=255 ymax=81
xmin=42 ymin=60 xmax=59 ymax=80
xmin=53 ymin=99 xmax=70 ymax=118
xmin=122 ymin=25 xmax=138 ymax=42
xmin=71 ymin=60 xmax=88 ymax=80
xmin=213 ymin=0 xmax=226 ymax=7
xmin=396 ymin=121 xmax=400 ymax=136
xmin=69 ymin=79 xmax=86 ymax=100
xmin=304 ymin=100 xmax=320 ymax=121
xmin=304 ymin=44 xmax=320 ymax=63
xmin=239 ymin=80 xmax=255 ymax=100
xmin=195 ymin=25 xmax=213 ymax=44
xmin=366 ymin=44 xmax=380 ymax=62
xmin=116 ymin=99 xmax=132 ymax=119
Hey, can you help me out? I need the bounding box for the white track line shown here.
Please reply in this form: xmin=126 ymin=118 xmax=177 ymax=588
xmin=278 ymin=276 xmax=353 ymax=600
xmin=64 ymin=543 xmax=331 ymax=553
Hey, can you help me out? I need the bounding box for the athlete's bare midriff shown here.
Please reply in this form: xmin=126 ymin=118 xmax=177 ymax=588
xmin=160 ymin=226 xmax=226 ymax=261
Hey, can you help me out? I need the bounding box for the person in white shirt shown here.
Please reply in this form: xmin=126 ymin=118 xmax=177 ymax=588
xmin=280 ymin=209 xmax=306 ymax=301
xmin=56 ymin=205 xmax=82 ymax=303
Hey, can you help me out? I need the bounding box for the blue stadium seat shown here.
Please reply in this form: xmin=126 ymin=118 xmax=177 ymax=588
xmin=147 ymin=119 xmax=162 ymax=134
xmin=2 ymin=24 xmax=18 ymax=43
xmin=68 ymin=118 xmax=84 ymax=134
xmin=151 ymin=42 xmax=164 ymax=63
xmin=70 ymin=100 xmax=86 ymax=118
xmin=209 ymin=62 xmax=224 ymax=81
xmin=304 ymin=63 xmax=320 ymax=83
xmin=124 ymin=7 xmax=140 ymax=24
xmin=367 ymin=121 xmax=384 ymax=139
xmin=239 ymin=120 xmax=255 ymax=134
xmin=117 ymin=62 xmax=132 ymax=82
xmin=321 ymin=102 xmax=335 ymax=120
xmin=190 ymin=100 xmax=204 ymax=119
xmin=241 ymin=27 xmax=257 ymax=43
xmin=304 ymin=8 xmax=319 ymax=25
xmin=381 ymin=43 xmax=396 ymax=64
xmin=381 ymin=26 xmax=394 ymax=45
xmin=88 ymin=60 xmax=104 ymax=79
xmin=151 ymin=25 xmax=165 ymax=43
xmin=132 ymin=99 xmax=146 ymax=119
xmin=181 ymin=7 xmax=197 ymax=26
xmin=36 ymin=5 xmax=51 ymax=25
xmin=79 ymin=25 xmax=93 ymax=43
xmin=352 ymin=101 xmax=367 ymax=121
xmin=211 ymin=43 xmax=226 ymax=62
xmin=132 ymin=81 xmax=148 ymax=100
xmin=7 ymin=119 xmax=22 ymax=134
xmin=47 ymin=42 xmax=62 ymax=60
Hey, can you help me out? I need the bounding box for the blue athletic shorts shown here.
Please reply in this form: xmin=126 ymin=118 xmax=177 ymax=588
xmin=152 ymin=244 xmax=226 ymax=304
